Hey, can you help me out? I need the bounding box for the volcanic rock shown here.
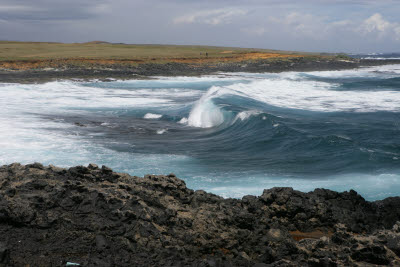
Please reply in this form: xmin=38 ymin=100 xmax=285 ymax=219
xmin=0 ymin=163 xmax=400 ymax=266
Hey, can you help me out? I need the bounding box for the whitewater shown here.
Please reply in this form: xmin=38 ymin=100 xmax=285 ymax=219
xmin=1 ymin=64 xmax=400 ymax=200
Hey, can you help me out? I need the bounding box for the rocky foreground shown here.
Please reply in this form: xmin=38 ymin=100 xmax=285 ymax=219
xmin=1 ymin=164 xmax=400 ymax=266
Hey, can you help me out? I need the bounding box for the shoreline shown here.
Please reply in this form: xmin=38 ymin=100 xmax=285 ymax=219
xmin=1 ymin=163 xmax=400 ymax=266
xmin=1 ymin=57 xmax=400 ymax=83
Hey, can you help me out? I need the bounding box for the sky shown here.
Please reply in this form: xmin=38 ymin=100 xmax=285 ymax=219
xmin=1 ymin=0 xmax=400 ymax=53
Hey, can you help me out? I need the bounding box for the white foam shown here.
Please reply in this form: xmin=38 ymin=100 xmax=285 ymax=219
xmin=144 ymin=113 xmax=162 ymax=119
xmin=193 ymin=74 xmax=400 ymax=113
xmin=157 ymin=129 xmax=167 ymax=134
xmin=362 ymin=57 xmax=400 ymax=60
xmin=195 ymin=172 xmax=400 ymax=200
xmin=187 ymin=86 xmax=226 ymax=128
xmin=184 ymin=65 xmax=400 ymax=128
xmin=0 ymin=81 xmax=179 ymax=112
xmin=249 ymin=80 xmax=399 ymax=112
xmin=306 ymin=64 xmax=400 ymax=78
xmin=0 ymin=80 xmax=201 ymax=168
xmin=0 ymin=79 xmax=198 ymax=175
xmin=178 ymin=117 xmax=188 ymax=124
xmin=149 ymin=75 xmax=240 ymax=82
xmin=234 ymin=110 xmax=262 ymax=121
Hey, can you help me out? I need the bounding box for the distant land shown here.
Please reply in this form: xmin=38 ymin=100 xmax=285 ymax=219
xmin=1 ymin=41 xmax=399 ymax=83
xmin=0 ymin=41 xmax=326 ymax=69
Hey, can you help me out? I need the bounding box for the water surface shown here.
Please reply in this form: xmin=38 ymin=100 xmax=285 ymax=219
xmin=1 ymin=63 xmax=400 ymax=200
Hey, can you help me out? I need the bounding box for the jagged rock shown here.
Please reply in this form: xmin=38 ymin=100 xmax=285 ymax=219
xmin=0 ymin=163 xmax=400 ymax=266
xmin=0 ymin=242 xmax=9 ymax=265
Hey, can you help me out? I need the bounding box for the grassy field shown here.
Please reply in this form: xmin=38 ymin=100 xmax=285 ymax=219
xmin=0 ymin=41 xmax=319 ymax=60
xmin=0 ymin=41 xmax=325 ymax=70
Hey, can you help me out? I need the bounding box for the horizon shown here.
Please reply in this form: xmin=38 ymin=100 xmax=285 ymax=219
xmin=1 ymin=1 xmax=400 ymax=54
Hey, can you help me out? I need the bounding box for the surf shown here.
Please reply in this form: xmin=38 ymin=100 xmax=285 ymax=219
xmin=1 ymin=64 xmax=400 ymax=200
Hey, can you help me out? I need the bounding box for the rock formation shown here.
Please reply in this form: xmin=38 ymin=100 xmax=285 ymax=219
xmin=1 ymin=163 xmax=400 ymax=266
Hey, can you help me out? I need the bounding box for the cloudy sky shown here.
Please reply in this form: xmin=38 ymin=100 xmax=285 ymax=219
xmin=1 ymin=0 xmax=400 ymax=53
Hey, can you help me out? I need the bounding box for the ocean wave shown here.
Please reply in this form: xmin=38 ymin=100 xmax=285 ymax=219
xmin=144 ymin=113 xmax=163 ymax=119
xmin=307 ymin=64 xmax=400 ymax=77
xmin=2 ymin=65 xmax=400 ymax=201
xmin=362 ymin=57 xmax=400 ymax=60
xmin=187 ymin=86 xmax=228 ymax=128
xmin=186 ymin=76 xmax=400 ymax=115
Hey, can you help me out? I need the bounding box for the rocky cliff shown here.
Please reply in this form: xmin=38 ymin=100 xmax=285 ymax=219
xmin=1 ymin=163 xmax=400 ymax=266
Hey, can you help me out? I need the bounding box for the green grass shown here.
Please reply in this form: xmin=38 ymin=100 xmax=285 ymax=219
xmin=0 ymin=41 xmax=320 ymax=61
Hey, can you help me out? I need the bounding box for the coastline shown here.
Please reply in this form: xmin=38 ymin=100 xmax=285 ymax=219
xmin=1 ymin=57 xmax=400 ymax=83
xmin=1 ymin=163 xmax=400 ymax=266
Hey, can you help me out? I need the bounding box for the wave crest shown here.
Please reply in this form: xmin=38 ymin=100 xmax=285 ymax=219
xmin=187 ymin=86 xmax=226 ymax=128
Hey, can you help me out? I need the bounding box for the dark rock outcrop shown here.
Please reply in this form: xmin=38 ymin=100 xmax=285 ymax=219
xmin=0 ymin=163 xmax=400 ymax=266
xmin=1 ymin=58 xmax=400 ymax=84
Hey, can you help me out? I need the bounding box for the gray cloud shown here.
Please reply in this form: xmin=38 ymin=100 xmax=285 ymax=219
xmin=173 ymin=8 xmax=248 ymax=25
xmin=0 ymin=0 xmax=109 ymax=21
xmin=0 ymin=0 xmax=400 ymax=53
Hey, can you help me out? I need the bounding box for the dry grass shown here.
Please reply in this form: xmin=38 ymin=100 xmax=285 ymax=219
xmin=0 ymin=41 xmax=321 ymax=70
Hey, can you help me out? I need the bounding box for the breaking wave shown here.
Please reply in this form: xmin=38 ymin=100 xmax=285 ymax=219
xmin=1 ymin=64 xmax=400 ymax=200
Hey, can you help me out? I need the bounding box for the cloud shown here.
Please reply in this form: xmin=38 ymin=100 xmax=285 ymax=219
xmin=0 ymin=5 xmax=42 ymax=12
xmin=266 ymin=12 xmax=400 ymax=42
xmin=1 ymin=0 xmax=400 ymax=52
xmin=268 ymin=12 xmax=331 ymax=39
xmin=0 ymin=0 xmax=110 ymax=21
xmin=241 ymin=27 xmax=267 ymax=36
xmin=173 ymin=8 xmax=247 ymax=25
xmin=361 ymin=13 xmax=391 ymax=33
xmin=169 ymin=0 xmax=398 ymax=6
xmin=358 ymin=13 xmax=400 ymax=40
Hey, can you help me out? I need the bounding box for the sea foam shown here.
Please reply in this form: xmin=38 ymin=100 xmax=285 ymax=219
xmin=1 ymin=66 xmax=400 ymax=201
xmin=189 ymin=74 xmax=400 ymax=113
xmin=144 ymin=113 xmax=162 ymax=119
xmin=187 ymin=86 xmax=226 ymax=128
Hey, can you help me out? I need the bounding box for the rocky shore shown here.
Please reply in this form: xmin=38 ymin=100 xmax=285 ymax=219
xmin=1 ymin=163 xmax=400 ymax=266
xmin=1 ymin=57 xmax=400 ymax=83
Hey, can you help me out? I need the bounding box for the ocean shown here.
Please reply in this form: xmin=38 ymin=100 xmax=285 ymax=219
xmin=1 ymin=61 xmax=400 ymax=200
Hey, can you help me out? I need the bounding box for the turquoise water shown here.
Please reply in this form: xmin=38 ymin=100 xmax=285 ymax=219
xmin=1 ymin=64 xmax=400 ymax=200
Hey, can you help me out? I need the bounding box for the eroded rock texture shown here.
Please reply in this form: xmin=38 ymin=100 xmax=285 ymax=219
xmin=0 ymin=163 xmax=400 ymax=266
